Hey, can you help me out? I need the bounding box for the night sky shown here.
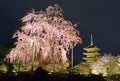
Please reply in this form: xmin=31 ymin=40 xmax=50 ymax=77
xmin=0 ymin=0 xmax=120 ymax=63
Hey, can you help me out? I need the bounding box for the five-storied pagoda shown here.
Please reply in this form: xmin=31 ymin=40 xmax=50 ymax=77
xmin=83 ymin=35 xmax=100 ymax=63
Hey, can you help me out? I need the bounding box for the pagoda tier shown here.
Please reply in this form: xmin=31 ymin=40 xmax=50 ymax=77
xmin=83 ymin=57 xmax=98 ymax=62
xmin=83 ymin=45 xmax=100 ymax=52
xmin=83 ymin=35 xmax=100 ymax=63
xmin=83 ymin=52 xmax=100 ymax=57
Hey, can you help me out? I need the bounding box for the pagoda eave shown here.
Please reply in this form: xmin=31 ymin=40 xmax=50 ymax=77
xmin=83 ymin=48 xmax=100 ymax=52
xmin=83 ymin=57 xmax=98 ymax=62
xmin=83 ymin=52 xmax=100 ymax=57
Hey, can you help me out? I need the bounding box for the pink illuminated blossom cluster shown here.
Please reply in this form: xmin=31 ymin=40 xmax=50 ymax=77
xmin=6 ymin=4 xmax=82 ymax=64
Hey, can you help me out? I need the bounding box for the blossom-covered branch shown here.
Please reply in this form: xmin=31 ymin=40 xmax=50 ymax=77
xmin=6 ymin=4 xmax=82 ymax=65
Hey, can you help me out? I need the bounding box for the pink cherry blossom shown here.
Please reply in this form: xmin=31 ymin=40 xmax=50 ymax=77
xmin=6 ymin=4 xmax=82 ymax=65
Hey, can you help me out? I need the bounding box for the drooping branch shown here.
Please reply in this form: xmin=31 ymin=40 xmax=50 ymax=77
xmin=6 ymin=4 xmax=82 ymax=65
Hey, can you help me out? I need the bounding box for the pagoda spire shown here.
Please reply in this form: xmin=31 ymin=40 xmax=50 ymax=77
xmin=90 ymin=34 xmax=93 ymax=45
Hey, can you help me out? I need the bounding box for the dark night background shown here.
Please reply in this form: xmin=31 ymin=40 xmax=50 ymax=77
xmin=0 ymin=0 xmax=120 ymax=63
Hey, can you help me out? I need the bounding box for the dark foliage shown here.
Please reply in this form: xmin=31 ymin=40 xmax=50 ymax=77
xmin=0 ymin=67 xmax=107 ymax=81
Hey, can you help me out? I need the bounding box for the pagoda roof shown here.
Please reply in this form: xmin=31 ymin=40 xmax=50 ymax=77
xmin=84 ymin=44 xmax=99 ymax=49
xmin=84 ymin=45 xmax=100 ymax=50
xmin=83 ymin=52 xmax=100 ymax=57
xmin=83 ymin=57 xmax=98 ymax=62
xmin=83 ymin=34 xmax=100 ymax=51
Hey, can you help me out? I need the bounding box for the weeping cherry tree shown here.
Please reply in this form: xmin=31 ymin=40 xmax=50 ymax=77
xmin=5 ymin=4 xmax=82 ymax=71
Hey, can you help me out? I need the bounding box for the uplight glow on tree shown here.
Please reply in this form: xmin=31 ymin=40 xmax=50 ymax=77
xmin=6 ymin=4 xmax=82 ymax=70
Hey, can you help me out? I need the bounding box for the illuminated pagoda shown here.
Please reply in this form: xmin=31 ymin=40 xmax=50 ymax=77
xmin=83 ymin=35 xmax=100 ymax=63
